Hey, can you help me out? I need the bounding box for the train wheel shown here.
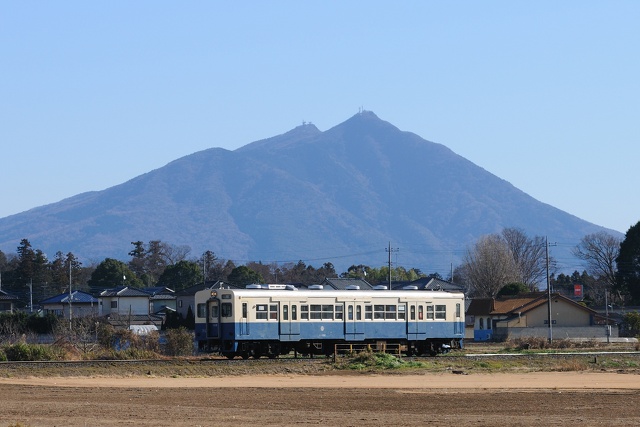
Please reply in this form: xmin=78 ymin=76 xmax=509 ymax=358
xmin=225 ymin=354 xmax=235 ymax=360
xmin=241 ymin=352 xmax=249 ymax=360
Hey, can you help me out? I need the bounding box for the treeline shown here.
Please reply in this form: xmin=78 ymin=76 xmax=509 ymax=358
xmin=0 ymin=239 xmax=436 ymax=308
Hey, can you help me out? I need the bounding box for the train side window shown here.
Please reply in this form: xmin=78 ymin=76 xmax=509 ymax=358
xmin=301 ymin=305 xmax=309 ymax=320
xmin=435 ymin=305 xmax=446 ymax=320
xmin=418 ymin=305 xmax=424 ymax=320
xmin=242 ymin=303 xmax=247 ymax=319
xmin=365 ymin=305 xmax=372 ymax=320
xmin=397 ymin=305 xmax=406 ymax=320
xmin=335 ymin=305 xmax=343 ymax=320
xmin=310 ymin=304 xmax=322 ymax=320
xmin=374 ymin=305 xmax=384 ymax=319
xmin=283 ymin=305 xmax=289 ymax=321
xmin=256 ymin=304 xmax=268 ymax=320
xmin=348 ymin=305 xmax=354 ymax=321
xmin=426 ymin=305 xmax=434 ymax=320
xmin=479 ymin=317 xmax=484 ymax=330
xmin=385 ymin=305 xmax=396 ymax=320
xmin=221 ymin=302 xmax=232 ymax=318
xmin=269 ymin=304 xmax=278 ymax=320
xmin=456 ymin=303 xmax=461 ymax=318
xmin=292 ymin=305 xmax=297 ymax=321
xmin=197 ymin=303 xmax=206 ymax=318
xmin=356 ymin=305 xmax=362 ymax=321
xmin=322 ymin=305 xmax=333 ymax=320
xmin=410 ymin=305 xmax=416 ymax=320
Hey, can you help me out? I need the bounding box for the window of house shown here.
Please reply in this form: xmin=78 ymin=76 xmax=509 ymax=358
xmin=221 ymin=302 xmax=232 ymax=318
xmin=435 ymin=305 xmax=446 ymax=320
xmin=178 ymin=300 xmax=183 ymax=308
xmin=256 ymin=304 xmax=268 ymax=320
xmin=110 ymin=300 xmax=118 ymax=309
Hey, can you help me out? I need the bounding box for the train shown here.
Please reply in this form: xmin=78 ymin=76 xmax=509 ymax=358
xmin=194 ymin=284 xmax=465 ymax=358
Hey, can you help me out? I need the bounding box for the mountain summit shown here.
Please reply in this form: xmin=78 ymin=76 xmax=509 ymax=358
xmin=0 ymin=111 xmax=616 ymax=273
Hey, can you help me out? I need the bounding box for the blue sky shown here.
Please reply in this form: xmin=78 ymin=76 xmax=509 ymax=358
xmin=1 ymin=2 xmax=638 ymax=235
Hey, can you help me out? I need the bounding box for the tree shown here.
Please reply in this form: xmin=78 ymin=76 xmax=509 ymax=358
xmin=616 ymin=221 xmax=640 ymax=304
xmin=227 ymin=265 xmax=264 ymax=286
xmin=497 ymin=282 xmax=529 ymax=297
xmin=573 ymin=231 xmax=621 ymax=295
xmin=157 ymin=260 xmax=203 ymax=291
xmin=501 ymin=228 xmax=547 ymax=290
xmin=88 ymin=258 xmax=143 ymax=292
xmin=199 ymin=250 xmax=218 ymax=282
xmin=459 ymin=234 xmax=519 ymax=298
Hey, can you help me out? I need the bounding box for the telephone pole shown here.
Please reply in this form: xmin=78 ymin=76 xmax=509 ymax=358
xmin=386 ymin=242 xmax=398 ymax=290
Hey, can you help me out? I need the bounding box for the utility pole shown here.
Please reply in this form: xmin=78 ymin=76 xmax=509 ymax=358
xmin=29 ymin=278 xmax=33 ymax=313
xmin=546 ymin=236 xmax=556 ymax=343
xmin=69 ymin=259 xmax=73 ymax=327
xmin=386 ymin=242 xmax=398 ymax=290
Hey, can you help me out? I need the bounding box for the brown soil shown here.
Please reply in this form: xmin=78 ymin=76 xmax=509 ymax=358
xmin=2 ymin=372 xmax=640 ymax=426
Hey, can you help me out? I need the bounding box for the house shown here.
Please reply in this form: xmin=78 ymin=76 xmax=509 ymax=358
xmin=142 ymin=286 xmax=176 ymax=314
xmin=391 ymin=277 xmax=465 ymax=292
xmin=40 ymin=290 xmax=99 ymax=319
xmin=466 ymin=292 xmax=614 ymax=342
xmin=0 ymin=289 xmax=19 ymax=313
xmin=315 ymin=277 xmax=373 ymax=290
xmin=175 ymin=281 xmax=231 ymax=320
xmin=99 ymin=286 xmax=151 ymax=317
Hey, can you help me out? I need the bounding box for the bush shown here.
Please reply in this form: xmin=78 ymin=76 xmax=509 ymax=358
xmin=4 ymin=342 xmax=60 ymax=361
xmin=164 ymin=327 xmax=193 ymax=356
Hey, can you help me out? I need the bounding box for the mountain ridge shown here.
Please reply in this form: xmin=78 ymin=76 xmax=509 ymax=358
xmin=0 ymin=111 xmax=620 ymax=274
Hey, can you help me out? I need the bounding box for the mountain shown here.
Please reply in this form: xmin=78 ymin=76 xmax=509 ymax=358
xmin=0 ymin=111 xmax=620 ymax=274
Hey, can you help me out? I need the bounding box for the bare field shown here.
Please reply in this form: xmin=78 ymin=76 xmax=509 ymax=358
xmin=2 ymin=354 xmax=640 ymax=427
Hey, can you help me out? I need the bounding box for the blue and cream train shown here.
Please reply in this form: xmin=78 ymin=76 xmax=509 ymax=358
xmin=194 ymin=284 xmax=465 ymax=358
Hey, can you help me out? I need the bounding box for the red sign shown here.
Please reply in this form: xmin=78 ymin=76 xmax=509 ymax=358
xmin=574 ymin=284 xmax=583 ymax=297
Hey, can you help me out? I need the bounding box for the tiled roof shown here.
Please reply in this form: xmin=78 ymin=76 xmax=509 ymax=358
xmin=40 ymin=290 xmax=98 ymax=305
xmin=320 ymin=278 xmax=373 ymax=290
xmin=0 ymin=290 xmax=18 ymax=301
xmin=142 ymin=287 xmax=175 ymax=296
xmin=468 ymin=292 xmax=598 ymax=316
xmin=100 ymin=286 xmax=150 ymax=297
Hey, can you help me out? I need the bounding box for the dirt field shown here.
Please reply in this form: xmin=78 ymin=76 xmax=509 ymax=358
xmin=2 ymin=372 xmax=640 ymax=427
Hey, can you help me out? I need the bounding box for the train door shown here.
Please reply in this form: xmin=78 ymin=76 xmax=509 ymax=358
xmin=454 ymin=302 xmax=462 ymax=336
xmin=207 ymin=299 xmax=220 ymax=338
xmin=407 ymin=302 xmax=427 ymax=338
xmin=240 ymin=302 xmax=249 ymax=336
xmin=279 ymin=302 xmax=300 ymax=340
xmin=345 ymin=302 xmax=364 ymax=340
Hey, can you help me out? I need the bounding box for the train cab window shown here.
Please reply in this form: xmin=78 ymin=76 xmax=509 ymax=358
xmin=242 ymin=303 xmax=247 ymax=319
xmin=256 ymin=304 xmax=268 ymax=320
xmin=365 ymin=305 xmax=372 ymax=320
xmin=397 ymin=305 xmax=406 ymax=320
xmin=426 ymin=305 xmax=434 ymax=320
xmin=374 ymin=305 xmax=384 ymax=319
xmin=410 ymin=305 xmax=416 ymax=320
xmin=322 ymin=305 xmax=333 ymax=320
xmin=479 ymin=317 xmax=484 ymax=330
xmin=221 ymin=302 xmax=232 ymax=318
xmin=301 ymin=305 xmax=309 ymax=320
xmin=335 ymin=305 xmax=343 ymax=320
xmin=385 ymin=305 xmax=396 ymax=320
xmin=197 ymin=303 xmax=206 ymax=318
xmin=292 ymin=305 xmax=297 ymax=321
xmin=435 ymin=305 xmax=446 ymax=320
xmin=310 ymin=304 xmax=322 ymax=319
xmin=283 ymin=305 xmax=288 ymax=321
xmin=418 ymin=305 xmax=424 ymax=320
xmin=456 ymin=303 xmax=461 ymax=318
xmin=269 ymin=304 xmax=278 ymax=320
xmin=486 ymin=317 xmax=491 ymax=330
xmin=209 ymin=304 xmax=219 ymax=321
xmin=348 ymin=305 xmax=354 ymax=321
xmin=356 ymin=305 xmax=362 ymax=321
